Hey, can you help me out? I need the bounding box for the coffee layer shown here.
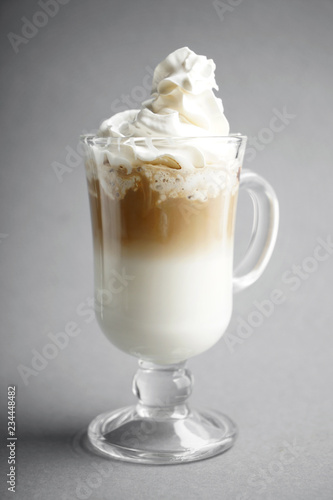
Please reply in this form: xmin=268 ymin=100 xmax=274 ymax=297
xmin=87 ymin=160 xmax=239 ymax=257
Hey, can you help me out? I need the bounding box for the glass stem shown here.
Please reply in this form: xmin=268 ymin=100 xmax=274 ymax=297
xmin=132 ymin=360 xmax=193 ymax=419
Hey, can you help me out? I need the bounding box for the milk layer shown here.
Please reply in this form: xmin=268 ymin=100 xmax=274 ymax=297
xmin=94 ymin=246 xmax=233 ymax=364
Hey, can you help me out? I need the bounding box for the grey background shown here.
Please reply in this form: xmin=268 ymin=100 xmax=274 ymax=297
xmin=1 ymin=0 xmax=333 ymax=498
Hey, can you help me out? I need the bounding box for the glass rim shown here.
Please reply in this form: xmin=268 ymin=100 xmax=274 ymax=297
xmin=80 ymin=133 xmax=247 ymax=146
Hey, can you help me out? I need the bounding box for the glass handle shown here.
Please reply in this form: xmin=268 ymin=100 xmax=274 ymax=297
xmin=233 ymin=169 xmax=279 ymax=293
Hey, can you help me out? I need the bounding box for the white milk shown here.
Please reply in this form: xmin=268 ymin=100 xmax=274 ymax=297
xmin=94 ymin=245 xmax=233 ymax=364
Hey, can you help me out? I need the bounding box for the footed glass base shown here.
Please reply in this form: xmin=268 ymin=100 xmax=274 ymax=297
xmin=87 ymin=361 xmax=237 ymax=464
xmin=88 ymin=406 xmax=237 ymax=464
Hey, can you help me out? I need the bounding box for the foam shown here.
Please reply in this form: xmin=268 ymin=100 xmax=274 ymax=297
xmin=86 ymin=153 xmax=240 ymax=204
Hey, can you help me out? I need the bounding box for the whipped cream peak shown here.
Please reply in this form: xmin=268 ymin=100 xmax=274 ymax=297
xmin=151 ymin=47 xmax=219 ymax=95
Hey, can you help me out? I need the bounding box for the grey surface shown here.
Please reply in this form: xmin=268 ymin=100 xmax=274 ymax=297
xmin=1 ymin=0 xmax=333 ymax=498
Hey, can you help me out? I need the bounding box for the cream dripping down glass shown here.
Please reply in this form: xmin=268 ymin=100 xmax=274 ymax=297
xmin=81 ymin=47 xmax=279 ymax=464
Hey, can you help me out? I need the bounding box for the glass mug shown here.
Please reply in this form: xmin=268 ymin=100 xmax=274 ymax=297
xmin=81 ymin=135 xmax=279 ymax=464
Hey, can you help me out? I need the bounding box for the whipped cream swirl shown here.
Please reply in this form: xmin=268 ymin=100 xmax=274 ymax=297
xmin=99 ymin=47 xmax=229 ymax=138
xmin=92 ymin=47 xmax=237 ymax=171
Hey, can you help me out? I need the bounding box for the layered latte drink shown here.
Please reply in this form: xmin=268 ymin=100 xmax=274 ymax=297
xmin=83 ymin=48 xmax=245 ymax=364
